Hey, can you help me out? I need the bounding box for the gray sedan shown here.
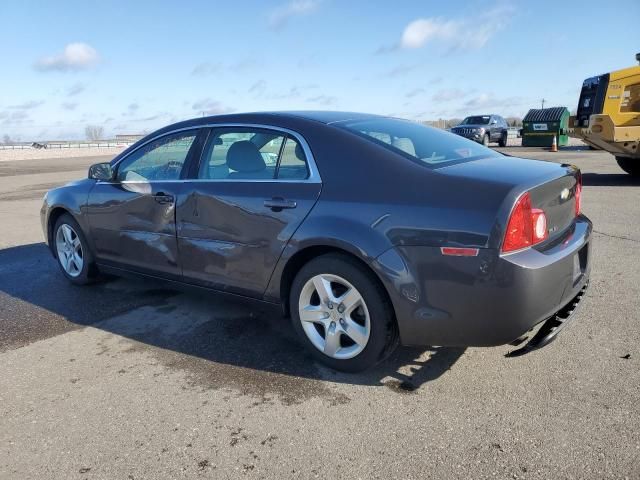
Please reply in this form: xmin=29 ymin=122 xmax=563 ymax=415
xmin=41 ymin=111 xmax=591 ymax=371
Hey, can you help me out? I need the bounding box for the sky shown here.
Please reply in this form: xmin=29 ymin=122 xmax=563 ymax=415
xmin=0 ymin=0 xmax=638 ymax=140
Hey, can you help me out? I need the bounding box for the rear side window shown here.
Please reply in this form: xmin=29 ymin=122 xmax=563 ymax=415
xmin=338 ymin=117 xmax=500 ymax=167
xmin=276 ymin=137 xmax=308 ymax=180
xmin=198 ymin=128 xmax=309 ymax=180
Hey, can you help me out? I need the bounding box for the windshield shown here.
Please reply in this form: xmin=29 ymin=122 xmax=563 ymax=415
xmin=338 ymin=117 xmax=499 ymax=167
xmin=461 ymin=116 xmax=491 ymax=125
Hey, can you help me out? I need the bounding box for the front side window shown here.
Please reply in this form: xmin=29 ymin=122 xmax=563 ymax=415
xmin=117 ymin=131 xmax=196 ymax=182
xmin=338 ymin=117 xmax=499 ymax=167
xmin=198 ymin=128 xmax=309 ymax=180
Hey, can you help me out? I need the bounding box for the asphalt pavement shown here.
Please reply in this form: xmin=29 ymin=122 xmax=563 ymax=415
xmin=0 ymin=148 xmax=638 ymax=479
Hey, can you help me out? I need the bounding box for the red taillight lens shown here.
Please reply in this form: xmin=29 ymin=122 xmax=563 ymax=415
xmin=502 ymin=193 xmax=548 ymax=253
xmin=574 ymin=172 xmax=582 ymax=216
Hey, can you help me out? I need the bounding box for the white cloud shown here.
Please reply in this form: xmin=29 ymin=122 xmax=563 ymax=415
xmin=248 ymin=80 xmax=267 ymax=95
xmin=306 ymin=94 xmax=337 ymax=105
xmin=1 ymin=110 xmax=29 ymax=125
xmin=135 ymin=114 xmax=167 ymax=122
xmin=406 ymin=88 xmax=425 ymax=98
xmin=121 ymin=103 xmax=140 ymax=117
xmin=401 ymin=18 xmax=459 ymax=49
xmin=397 ymin=6 xmax=513 ymax=51
xmin=61 ymin=102 xmax=78 ymax=111
xmin=192 ymin=98 xmax=235 ymax=115
xmin=66 ymin=82 xmax=86 ymax=96
xmin=192 ymin=59 xmax=258 ymax=76
xmin=382 ymin=64 xmax=420 ymax=78
xmin=431 ymin=89 xmax=467 ymax=103
xmin=268 ymin=0 xmax=321 ymax=30
xmin=460 ymin=93 xmax=525 ymax=113
xmin=9 ymin=100 xmax=44 ymax=109
xmin=35 ymin=43 xmax=99 ymax=72
xmin=191 ymin=62 xmax=222 ymax=76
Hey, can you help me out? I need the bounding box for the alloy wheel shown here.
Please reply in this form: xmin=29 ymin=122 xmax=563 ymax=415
xmin=55 ymin=224 xmax=84 ymax=277
xmin=298 ymin=274 xmax=371 ymax=359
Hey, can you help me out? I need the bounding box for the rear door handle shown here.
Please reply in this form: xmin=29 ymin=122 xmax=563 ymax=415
xmin=264 ymin=197 xmax=297 ymax=211
xmin=153 ymin=192 xmax=174 ymax=204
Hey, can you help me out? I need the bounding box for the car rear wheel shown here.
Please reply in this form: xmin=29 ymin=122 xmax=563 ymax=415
xmin=615 ymin=156 xmax=640 ymax=177
xmin=498 ymin=132 xmax=508 ymax=147
xmin=54 ymin=214 xmax=97 ymax=285
xmin=290 ymin=254 xmax=398 ymax=372
xmin=482 ymin=134 xmax=490 ymax=146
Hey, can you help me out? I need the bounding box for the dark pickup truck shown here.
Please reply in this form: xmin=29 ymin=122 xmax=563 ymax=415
xmin=450 ymin=114 xmax=509 ymax=147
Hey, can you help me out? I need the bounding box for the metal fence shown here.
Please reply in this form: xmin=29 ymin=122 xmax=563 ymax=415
xmin=0 ymin=141 xmax=135 ymax=150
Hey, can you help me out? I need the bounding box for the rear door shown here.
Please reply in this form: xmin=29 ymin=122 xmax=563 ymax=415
xmin=87 ymin=129 xmax=204 ymax=278
xmin=177 ymin=126 xmax=322 ymax=298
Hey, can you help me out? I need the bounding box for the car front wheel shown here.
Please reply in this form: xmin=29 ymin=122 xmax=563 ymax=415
xmin=290 ymin=254 xmax=398 ymax=372
xmin=482 ymin=134 xmax=490 ymax=146
xmin=53 ymin=214 xmax=97 ymax=285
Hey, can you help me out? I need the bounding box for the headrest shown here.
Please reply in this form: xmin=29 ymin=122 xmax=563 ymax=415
xmin=226 ymin=141 xmax=266 ymax=173
xmin=294 ymin=142 xmax=306 ymax=161
xmin=392 ymin=137 xmax=416 ymax=156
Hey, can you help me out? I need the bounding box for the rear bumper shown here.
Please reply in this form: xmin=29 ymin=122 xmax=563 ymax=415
xmin=372 ymin=215 xmax=592 ymax=347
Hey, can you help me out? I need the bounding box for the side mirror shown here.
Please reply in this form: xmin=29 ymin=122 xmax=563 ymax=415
xmin=491 ymin=119 xmax=498 ymax=124
xmin=88 ymin=162 xmax=114 ymax=181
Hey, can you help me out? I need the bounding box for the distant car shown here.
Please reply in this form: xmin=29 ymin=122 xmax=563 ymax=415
xmin=41 ymin=111 xmax=591 ymax=371
xmin=451 ymin=114 xmax=509 ymax=147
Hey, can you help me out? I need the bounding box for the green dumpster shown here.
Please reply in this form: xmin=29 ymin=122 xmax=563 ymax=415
xmin=521 ymin=107 xmax=570 ymax=147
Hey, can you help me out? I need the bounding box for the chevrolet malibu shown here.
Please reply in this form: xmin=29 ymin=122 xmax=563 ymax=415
xmin=41 ymin=111 xmax=591 ymax=371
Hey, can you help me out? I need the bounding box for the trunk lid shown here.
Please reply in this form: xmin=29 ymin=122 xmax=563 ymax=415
xmin=438 ymin=155 xmax=580 ymax=244
xmin=528 ymin=174 xmax=578 ymax=241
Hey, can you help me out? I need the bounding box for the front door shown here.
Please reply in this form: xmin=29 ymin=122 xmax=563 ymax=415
xmin=86 ymin=129 xmax=202 ymax=278
xmin=177 ymin=126 xmax=321 ymax=298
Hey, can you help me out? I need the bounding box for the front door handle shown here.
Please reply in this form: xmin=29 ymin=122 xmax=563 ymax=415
xmin=153 ymin=192 xmax=174 ymax=204
xmin=264 ymin=197 xmax=297 ymax=211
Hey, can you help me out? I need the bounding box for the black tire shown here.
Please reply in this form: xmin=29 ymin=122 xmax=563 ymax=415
xmin=53 ymin=213 xmax=98 ymax=285
xmin=615 ymin=156 xmax=640 ymax=177
xmin=289 ymin=253 xmax=398 ymax=372
xmin=498 ymin=132 xmax=508 ymax=147
xmin=482 ymin=134 xmax=490 ymax=147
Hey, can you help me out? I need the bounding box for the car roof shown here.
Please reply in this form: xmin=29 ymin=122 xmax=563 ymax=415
xmin=167 ymin=111 xmax=385 ymax=130
xmin=110 ymin=111 xmax=389 ymax=165
xmin=267 ymin=111 xmax=384 ymax=124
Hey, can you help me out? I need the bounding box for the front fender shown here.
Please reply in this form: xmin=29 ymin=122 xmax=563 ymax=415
xmin=42 ymin=179 xmax=94 ymax=253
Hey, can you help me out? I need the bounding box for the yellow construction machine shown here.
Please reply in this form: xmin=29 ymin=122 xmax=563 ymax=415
xmin=570 ymin=53 xmax=640 ymax=176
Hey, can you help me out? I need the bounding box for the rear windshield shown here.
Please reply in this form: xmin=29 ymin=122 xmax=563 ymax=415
xmin=338 ymin=117 xmax=499 ymax=167
xmin=461 ymin=116 xmax=491 ymax=125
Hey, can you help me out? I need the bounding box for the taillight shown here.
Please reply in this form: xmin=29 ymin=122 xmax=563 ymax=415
xmin=501 ymin=192 xmax=549 ymax=253
xmin=574 ymin=172 xmax=582 ymax=216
